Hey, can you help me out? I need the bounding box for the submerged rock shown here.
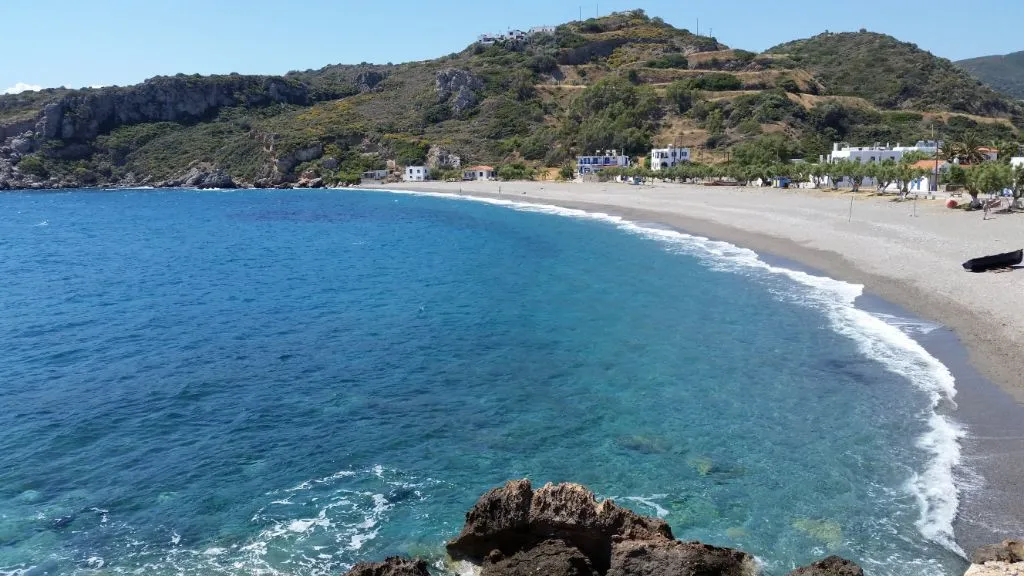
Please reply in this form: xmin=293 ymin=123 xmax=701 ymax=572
xmin=343 ymin=557 xmax=429 ymax=576
xmin=616 ymin=435 xmax=670 ymax=454
xmin=787 ymin=555 xmax=864 ymax=576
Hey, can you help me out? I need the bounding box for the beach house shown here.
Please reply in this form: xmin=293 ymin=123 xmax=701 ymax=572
xmin=463 ymin=166 xmax=496 ymax=181
xmin=649 ymin=145 xmax=691 ymax=170
xmin=361 ymin=169 xmax=389 ymax=181
xmin=908 ymin=160 xmax=949 ymax=194
xmin=826 ymin=141 xmax=940 ymax=164
xmin=576 ymin=150 xmax=630 ymax=176
xmin=403 ymin=166 xmax=429 ymax=182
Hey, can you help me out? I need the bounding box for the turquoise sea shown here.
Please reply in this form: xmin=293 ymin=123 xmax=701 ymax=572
xmin=0 ymin=188 xmax=970 ymax=575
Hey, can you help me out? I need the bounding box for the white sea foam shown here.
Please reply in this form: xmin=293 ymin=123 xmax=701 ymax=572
xmin=623 ymin=495 xmax=669 ymax=518
xmin=374 ymin=188 xmax=967 ymax=555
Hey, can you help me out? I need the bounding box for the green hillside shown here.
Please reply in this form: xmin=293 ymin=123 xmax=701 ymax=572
xmin=957 ymin=51 xmax=1024 ymax=100
xmin=2 ymin=12 xmax=1022 ymax=189
xmin=766 ymin=32 xmax=1018 ymax=116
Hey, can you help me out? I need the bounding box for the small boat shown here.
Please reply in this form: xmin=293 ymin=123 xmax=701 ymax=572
xmin=962 ymin=249 xmax=1023 ymax=273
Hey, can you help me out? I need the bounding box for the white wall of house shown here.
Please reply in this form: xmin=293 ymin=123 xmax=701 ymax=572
xmin=828 ymin=147 xmax=902 ymax=164
xmin=1011 ymin=157 xmax=1024 ymax=170
xmin=650 ymin=146 xmax=691 ymax=171
xmin=827 ymin=141 xmax=941 ymax=164
xmin=577 ymin=153 xmax=629 ymax=175
xmin=403 ymin=166 xmax=428 ymax=182
xmin=463 ymin=168 xmax=496 ymax=181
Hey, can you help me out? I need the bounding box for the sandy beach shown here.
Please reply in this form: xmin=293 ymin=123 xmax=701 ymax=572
xmin=373 ymin=180 xmax=1024 ymax=403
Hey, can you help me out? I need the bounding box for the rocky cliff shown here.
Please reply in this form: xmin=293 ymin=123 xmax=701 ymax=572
xmin=36 ymin=75 xmax=309 ymax=142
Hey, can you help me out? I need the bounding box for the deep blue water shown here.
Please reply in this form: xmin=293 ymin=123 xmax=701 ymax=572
xmin=0 ymin=188 xmax=968 ymax=575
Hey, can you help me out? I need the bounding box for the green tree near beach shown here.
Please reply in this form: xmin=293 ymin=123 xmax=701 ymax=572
xmin=964 ymin=162 xmax=1012 ymax=204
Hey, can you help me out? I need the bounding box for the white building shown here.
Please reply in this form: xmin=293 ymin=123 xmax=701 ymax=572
xmin=528 ymin=26 xmax=556 ymax=35
xmin=650 ymin=145 xmax=691 ymax=170
xmin=893 ymin=140 xmax=941 ymax=156
xmin=463 ymin=165 xmax=496 ymax=181
xmin=1011 ymin=157 xmax=1024 ymax=169
xmin=577 ymin=150 xmax=630 ymax=175
xmin=403 ymin=166 xmax=429 ymax=182
xmin=827 ymin=140 xmax=941 ymax=164
xmin=361 ymin=169 xmax=389 ymax=181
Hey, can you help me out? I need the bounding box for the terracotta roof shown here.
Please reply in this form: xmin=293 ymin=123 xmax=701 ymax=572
xmin=912 ymin=160 xmax=947 ymax=170
xmin=466 ymin=165 xmax=494 ymax=171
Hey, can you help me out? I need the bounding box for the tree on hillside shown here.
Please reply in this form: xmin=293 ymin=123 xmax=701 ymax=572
xmin=665 ymin=81 xmax=697 ymax=114
xmin=996 ymin=140 xmax=1020 ymax=164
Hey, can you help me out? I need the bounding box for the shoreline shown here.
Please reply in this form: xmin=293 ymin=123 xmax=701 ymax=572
xmin=366 ymin=181 xmax=1024 ymax=404
xmin=360 ymin=180 xmax=1024 ymax=556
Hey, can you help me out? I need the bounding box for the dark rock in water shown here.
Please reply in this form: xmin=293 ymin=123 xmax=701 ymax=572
xmin=50 ymin=515 xmax=75 ymax=530
xmin=481 ymin=539 xmax=594 ymax=576
xmin=787 ymin=555 xmax=864 ymax=576
xmin=608 ymin=539 xmax=755 ymax=576
xmin=386 ymin=486 xmax=417 ymax=504
xmin=973 ymin=539 xmax=1023 ymax=564
xmin=343 ymin=557 xmax=429 ymax=576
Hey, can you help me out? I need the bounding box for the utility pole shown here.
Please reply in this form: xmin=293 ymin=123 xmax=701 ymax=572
xmin=933 ymin=125 xmax=940 ymax=193
xmin=697 ymin=17 xmax=699 ymax=36
xmin=579 ymin=6 xmax=582 ymax=21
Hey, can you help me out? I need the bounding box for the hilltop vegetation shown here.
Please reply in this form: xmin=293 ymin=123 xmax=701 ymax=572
xmin=957 ymin=51 xmax=1024 ymax=100
xmin=2 ymin=10 xmax=1022 ymax=189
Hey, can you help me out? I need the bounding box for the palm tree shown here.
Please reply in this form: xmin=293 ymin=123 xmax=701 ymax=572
xmin=958 ymin=132 xmax=986 ymax=165
xmin=938 ymin=141 xmax=961 ymax=163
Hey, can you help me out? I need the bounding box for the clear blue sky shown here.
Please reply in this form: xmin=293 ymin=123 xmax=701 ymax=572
xmin=2 ymin=0 xmax=1021 ymax=93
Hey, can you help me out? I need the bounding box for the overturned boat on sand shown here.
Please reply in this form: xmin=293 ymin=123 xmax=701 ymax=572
xmin=962 ymin=249 xmax=1023 ymax=272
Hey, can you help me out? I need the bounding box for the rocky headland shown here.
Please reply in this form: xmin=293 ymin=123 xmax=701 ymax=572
xmin=341 ymin=479 xmax=1022 ymax=576
xmin=343 ymin=479 xmax=867 ymax=576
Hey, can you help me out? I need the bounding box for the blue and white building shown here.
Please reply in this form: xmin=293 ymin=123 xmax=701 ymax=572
xmin=577 ymin=150 xmax=630 ymax=176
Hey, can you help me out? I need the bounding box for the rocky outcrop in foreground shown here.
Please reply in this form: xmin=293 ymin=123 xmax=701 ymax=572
xmin=965 ymin=539 xmax=1024 ymax=575
xmin=343 ymin=479 xmax=864 ymax=576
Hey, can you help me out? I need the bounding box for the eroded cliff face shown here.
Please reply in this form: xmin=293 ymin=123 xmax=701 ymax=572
xmin=35 ymin=76 xmax=309 ymax=141
xmin=0 ymin=75 xmax=320 ymax=190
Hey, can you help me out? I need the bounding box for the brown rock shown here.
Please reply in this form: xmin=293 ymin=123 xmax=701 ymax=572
xmin=481 ymin=539 xmax=595 ymax=576
xmin=973 ymin=540 xmax=1024 ymax=564
xmin=447 ymin=479 xmax=533 ymax=560
xmin=608 ymin=540 xmax=757 ymax=576
xmin=787 ymin=555 xmax=864 ymax=576
xmin=343 ymin=556 xmax=429 ymax=576
xmin=528 ymin=483 xmax=673 ymax=572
